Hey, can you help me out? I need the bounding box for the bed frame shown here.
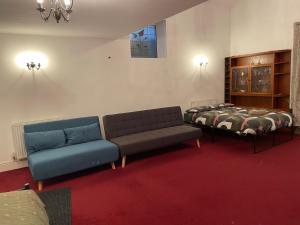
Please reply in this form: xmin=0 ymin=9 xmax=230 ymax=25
xmin=194 ymin=124 xmax=295 ymax=153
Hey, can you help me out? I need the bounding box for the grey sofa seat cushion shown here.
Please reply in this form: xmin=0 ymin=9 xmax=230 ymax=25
xmin=111 ymin=125 xmax=202 ymax=156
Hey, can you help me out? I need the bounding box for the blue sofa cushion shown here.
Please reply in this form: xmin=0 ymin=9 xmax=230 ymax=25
xmin=27 ymin=140 xmax=119 ymax=181
xmin=24 ymin=130 xmax=66 ymax=155
xmin=64 ymin=123 xmax=101 ymax=145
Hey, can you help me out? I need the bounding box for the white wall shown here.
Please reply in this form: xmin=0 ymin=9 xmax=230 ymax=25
xmin=230 ymin=0 xmax=300 ymax=55
xmin=0 ymin=0 xmax=231 ymax=167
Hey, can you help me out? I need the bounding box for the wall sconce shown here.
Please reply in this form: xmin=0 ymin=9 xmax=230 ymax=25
xmin=193 ymin=55 xmax=208 ymax=67
xmin=15 ymin=51 xmax=48 ymax=71
xmin=27 ymin=62 xmax=41 ymax=71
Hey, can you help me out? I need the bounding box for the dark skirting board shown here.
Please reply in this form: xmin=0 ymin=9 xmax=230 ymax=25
xmin=38 ymin=188 xmax=71 ymax=225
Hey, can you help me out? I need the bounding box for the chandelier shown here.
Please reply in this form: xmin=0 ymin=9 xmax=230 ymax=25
xmin=36 ymin=0 xmax=74 ymax=23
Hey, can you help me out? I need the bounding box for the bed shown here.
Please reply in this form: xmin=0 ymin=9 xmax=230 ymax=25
xmin=184 ymin=103 xmax=294 ymax=153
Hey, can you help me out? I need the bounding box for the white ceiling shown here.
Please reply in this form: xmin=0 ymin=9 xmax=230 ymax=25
xmin=0 ymin=0 xmax=207 ymax=39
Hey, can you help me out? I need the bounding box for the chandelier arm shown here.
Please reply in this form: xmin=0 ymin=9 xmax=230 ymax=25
xmin=40 ymin=8 xmax=54 ymax=21
xmin=36 ymin=1 xmax=73 ymax=23
xmin=61 ymin=10 xmax=70 ymax=22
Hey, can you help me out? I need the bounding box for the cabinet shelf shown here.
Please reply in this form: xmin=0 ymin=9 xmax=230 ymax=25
xmin=273 ymin=94 xmax=290 ymax=98
xmin=275 ymin=61 xmax=290 ymax=65
xmin=275 ymin=72 xmax=290 ymax=76
xmin=251 ymin=63 xmax=273 ymax=68
xmin=231 ymin=93 xmax=272 ymax=97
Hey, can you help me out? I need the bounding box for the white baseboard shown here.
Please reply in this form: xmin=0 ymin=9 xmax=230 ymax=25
xmin=0 ymin=160 xmax=28 ymax=173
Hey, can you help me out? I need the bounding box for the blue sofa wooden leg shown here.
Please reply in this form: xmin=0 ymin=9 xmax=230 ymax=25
xmin=38 ymin=181 xmax=43 ymax=191
xmin=111 ymin=162 xmax=116 ymax=170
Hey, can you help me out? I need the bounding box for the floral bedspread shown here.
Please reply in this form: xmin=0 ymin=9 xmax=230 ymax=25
xmin=184 ymin=106 xmax=293 ymax=136
xmin=0 ymin=190 xmax=49 ymax=225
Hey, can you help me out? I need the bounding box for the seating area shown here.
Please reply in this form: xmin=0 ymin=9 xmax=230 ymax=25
xmin=23 ymin=107 xmax=202 ymax=190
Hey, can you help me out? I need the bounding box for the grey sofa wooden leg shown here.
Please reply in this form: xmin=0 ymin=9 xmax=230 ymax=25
xmin=122 ymin=156 xmax=126 ymax=168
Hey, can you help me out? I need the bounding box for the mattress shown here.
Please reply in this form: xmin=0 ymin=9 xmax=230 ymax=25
xmin=184 ymin=105 xmax=293 ymax=136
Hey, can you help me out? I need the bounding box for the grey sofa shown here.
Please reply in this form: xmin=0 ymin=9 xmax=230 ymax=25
xmin=103 ymin=106 xmax=202 ymax=167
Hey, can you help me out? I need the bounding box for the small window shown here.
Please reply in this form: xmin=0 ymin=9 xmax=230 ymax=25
xmin=130 ymin=25 xmax=158 ymax=58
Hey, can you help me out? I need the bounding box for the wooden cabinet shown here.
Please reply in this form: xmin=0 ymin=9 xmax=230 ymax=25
xmin=225 ymin=50 xmax=291 ymax=110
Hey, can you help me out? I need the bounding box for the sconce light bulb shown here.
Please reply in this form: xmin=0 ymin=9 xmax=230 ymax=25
xmin=15 ymin=51 xmax=48 ymax=70
xmin=193 ymin=54 xmax=208 ymax=67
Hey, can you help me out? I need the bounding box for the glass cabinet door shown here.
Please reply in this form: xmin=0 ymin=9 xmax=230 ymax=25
xmin=231 ymin=67 xmax=249 ymax=94
xmin=251 ymin=66 xmax=272 ymax=94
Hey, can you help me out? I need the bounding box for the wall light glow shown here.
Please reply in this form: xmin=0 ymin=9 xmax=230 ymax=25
xmin=15 ymin=51 xmax=48 ymax=70
xmin=193 ymin=54 xmax=208 ymax=67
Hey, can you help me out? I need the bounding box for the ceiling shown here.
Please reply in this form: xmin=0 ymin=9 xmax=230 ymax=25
xmin=0 ymin=0 xmax=207 ymax=39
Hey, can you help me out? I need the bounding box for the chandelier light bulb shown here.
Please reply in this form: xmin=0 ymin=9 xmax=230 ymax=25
xmin=64 ymin=0 xmax=71 ymax=7
xmin=37 ymin=0 xmax=44 ymax=4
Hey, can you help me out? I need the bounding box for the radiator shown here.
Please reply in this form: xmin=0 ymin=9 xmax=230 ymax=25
xmin=11 ymin=117 xmax=61 ymax=161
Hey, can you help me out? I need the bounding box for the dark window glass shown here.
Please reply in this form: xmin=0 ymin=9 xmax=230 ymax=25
xmin=130 ymin=25 xmax=157 ymax=58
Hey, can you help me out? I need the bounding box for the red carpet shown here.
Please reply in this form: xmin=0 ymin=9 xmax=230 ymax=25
xmin=1 ymin=133 xmax=300 ymax=225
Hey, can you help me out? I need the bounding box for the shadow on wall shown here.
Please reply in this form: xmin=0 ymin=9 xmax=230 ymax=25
xmin=191 ymin=64 xmax=208 ymax=77
xmin=0 ymin=69 xmax=70 ymax=112
xmin=1 ymin=70 xmax=26 ymax=95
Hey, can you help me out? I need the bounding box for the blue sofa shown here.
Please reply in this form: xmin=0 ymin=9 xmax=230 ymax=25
xmin=24 ymin=116 xmax=119 ymax=191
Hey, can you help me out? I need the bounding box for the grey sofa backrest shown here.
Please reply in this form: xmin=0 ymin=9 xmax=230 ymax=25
xmin=103 ymin=106 xmax=184 ymax=139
